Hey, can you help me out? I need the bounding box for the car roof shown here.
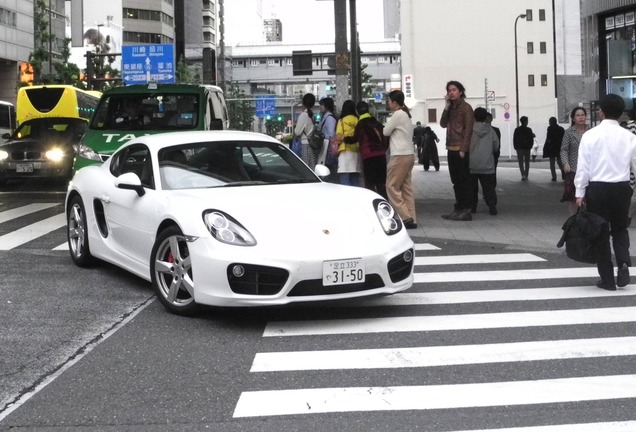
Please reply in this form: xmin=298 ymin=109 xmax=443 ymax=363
xmin=102 ymin=83 xmax=224 ymax=95
xmin=121 ymin=130 xmax=281 ymax=150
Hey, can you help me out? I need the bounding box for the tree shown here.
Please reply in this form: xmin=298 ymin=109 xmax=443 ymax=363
xmin=28 ymin=0 xmax=52 ymax=84
xmin=222 ymin=82 xmax=254 ymax=131
xmin=53 ymin=38 xmax=81 ymax=85
xmin=176 ymin=56 xmax=194 ymax=84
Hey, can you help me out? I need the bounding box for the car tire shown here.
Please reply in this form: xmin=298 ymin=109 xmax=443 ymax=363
xmin=67 ymin=195 xmax=94 ymax=267
xmin=150 ymin=226 xmax=199 ymax=316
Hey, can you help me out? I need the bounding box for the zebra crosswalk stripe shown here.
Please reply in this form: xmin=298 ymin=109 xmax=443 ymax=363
xmin=0 ymin=203 xmax=60 ymax=224
xmin=414 ymin=267 xmax=600 ymax=282
xmin=357 ymin=285 xmax=636 ymax=306
xmin=414 ymin=252 xmax=545 ymax=265
xmin=233 ymin=374 xmax=636 ymax=418
xmin=250 ymin=336 xmax=636 ymax=372
xmin=0 ymin=213 xmax=66 ymax=250
xmin=263 ymin=306 xmax=636 ymax=337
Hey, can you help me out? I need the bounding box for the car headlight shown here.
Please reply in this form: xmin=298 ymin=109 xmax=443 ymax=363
xmin=203 ymin=210 xmax=257 ymax=246
xmin=374 ymin=199 xmax=402 ymax=235
xmin=0 ymin=150 xmax=8 ymax=161
xmin=76 ymin=143 xmax=102 ymax=161
xmin=45 ymin=147 xmax=65 ymax=162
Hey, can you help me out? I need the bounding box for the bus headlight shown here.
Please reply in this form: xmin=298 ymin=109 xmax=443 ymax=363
xmin=76 ymin=143 xmax=102 ymax=161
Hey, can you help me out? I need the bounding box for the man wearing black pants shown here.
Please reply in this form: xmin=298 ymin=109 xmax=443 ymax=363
xmin=575 ymin=93 xmax=636 ymax=290
xmin=440 ymin=80 xmax=474 ymax=221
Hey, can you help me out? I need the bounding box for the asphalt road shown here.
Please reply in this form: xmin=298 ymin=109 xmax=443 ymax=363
xmin=1 ymin=180 xmax=636 ymax=431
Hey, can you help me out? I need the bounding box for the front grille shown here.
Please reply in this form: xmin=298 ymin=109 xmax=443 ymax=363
xmin=287 ymin=274 xmax=384 ymax=297
xmin=10 ymin=151 xmax=41 ymax=161
xmin=227 ymin=263 xmax=288 ymax=295
xmin=387 ymin=249 xmax=414 ymax=283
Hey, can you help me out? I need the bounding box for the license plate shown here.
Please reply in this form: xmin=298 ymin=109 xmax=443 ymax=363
xmin=16 ymin=163 xmax=34 ymax=173
xmin=322 ymin=258 xmax=365 ymax=286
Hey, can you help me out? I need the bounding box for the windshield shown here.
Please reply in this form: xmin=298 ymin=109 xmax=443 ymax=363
xmin=10 ymin=118 xmax=87 ymax=142
xmin=157 ymin=140 xmax=320 ymax=190
xmin=91 ymin=93 xmax=199 ymax=131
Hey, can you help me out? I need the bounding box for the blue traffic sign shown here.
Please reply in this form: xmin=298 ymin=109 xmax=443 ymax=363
xmin=122 ymin=44 xmax=175 ymax=85
xmin=255 ymin=95 xmax=276 ymax=118
xmin=375 ymin=92 xmax=383 ymax=101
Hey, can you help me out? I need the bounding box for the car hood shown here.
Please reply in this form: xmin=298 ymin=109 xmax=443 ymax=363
xmin=170 ymin=183 xmax=384 ymax=245
xmin=1 ymin=138 xmax=72 ymax=151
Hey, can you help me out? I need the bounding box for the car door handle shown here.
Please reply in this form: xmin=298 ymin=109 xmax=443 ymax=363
xmin=100 ymin=193 xmax=110 ymax=203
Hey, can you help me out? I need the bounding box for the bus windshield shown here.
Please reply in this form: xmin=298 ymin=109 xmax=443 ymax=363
xmin=90 ymin=93 xmax=200 ymax=131
xmin=17 ymin=85 xmax=101 ymax=125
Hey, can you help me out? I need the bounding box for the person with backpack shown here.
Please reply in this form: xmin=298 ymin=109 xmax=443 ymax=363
xmin=421 ymin=126 xmax=440 ymax=171
xmin=344 ymin=101 xmax=388 ymax=199
xmin=334 ymin=100 xmax=361 ymax=186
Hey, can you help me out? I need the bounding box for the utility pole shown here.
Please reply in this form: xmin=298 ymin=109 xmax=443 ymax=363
xmin=334 ymin=0 xmax=349 ymax=112
xmin=349 ymin=0 xmax=361 ymax=103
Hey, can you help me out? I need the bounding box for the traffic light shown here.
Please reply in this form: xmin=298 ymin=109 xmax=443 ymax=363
xmin=277 ymin=115 xmax=282 ymax=121
xmin=266 ymin=114 xmax=271 ymax=120
xmin=315 ymin=113 xmax=321 ymax=121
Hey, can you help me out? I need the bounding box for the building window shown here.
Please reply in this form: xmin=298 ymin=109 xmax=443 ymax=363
xmin=526 ymin=9 xmax=533 ymax=21
xmin=540 ymin=41 xmax=547 ymax=54
xmin=428 ymin=108 xmax=437 ymax=123
xmin=528 ymin=75 xmax=535 ymax=86
xmin=527 ymin=42 xmax=534 ymax=54
xmin=539 ymin=9 xmax=546 ymax=21
xmin=541 ymin=74 xmax=548 ymax=86
xmin=0 ymin=7 xmax=17 ymax=27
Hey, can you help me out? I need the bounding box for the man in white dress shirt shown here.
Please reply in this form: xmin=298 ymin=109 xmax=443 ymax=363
xmin=575 ymin=93 xmax=636 ymax=290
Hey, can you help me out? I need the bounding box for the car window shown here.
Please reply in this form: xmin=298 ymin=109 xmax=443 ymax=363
xmin=158 ymin=140 xmax=319 ymax=190
xmin=110 ymin=144 xmax=154 ymax=189
xmin=92 ymin=94 xmax=199 ymax=131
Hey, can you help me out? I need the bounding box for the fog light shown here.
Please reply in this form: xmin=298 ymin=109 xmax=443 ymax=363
xmin=403 ymin=249 xmax=413 ymax=262
xmin=232 ymin=264 xmax=245 ymax=277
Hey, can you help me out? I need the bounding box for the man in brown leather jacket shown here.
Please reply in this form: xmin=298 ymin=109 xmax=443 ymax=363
xmin=440 ymin=80 xmax=475 ymax=221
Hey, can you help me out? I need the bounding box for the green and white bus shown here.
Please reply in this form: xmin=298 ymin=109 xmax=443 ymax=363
xmin=74 ymin=83 xmax=229 ymax=171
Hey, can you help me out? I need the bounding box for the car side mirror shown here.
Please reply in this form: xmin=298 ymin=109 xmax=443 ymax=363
xmin=314 ymin=164 xmax=330 ymax=179
xmin=115 ymin=172 xmax=146 ymax=197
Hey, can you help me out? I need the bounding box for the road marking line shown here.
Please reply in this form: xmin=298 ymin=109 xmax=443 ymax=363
xmin=53 ymin=242 xmax=68 ymax=250
xmin=0 ymin=213 xmax=66 ymax=250
xmin=251 ymin=336 xmax=636 ymax=371
xmin=0 ymin=203 xmax=59 ymax=224
xmin=415 ymin=253 xmax=544 ymax=265
xmin=414 ymin=267 xmax=600 ymax=283
xmin=263 ymin=306 xmax=636 ymax=337
xmin=233 ymin=374 xmax=636 ymax=417
xmin=357 ymin=285 xmax=636 ymax=306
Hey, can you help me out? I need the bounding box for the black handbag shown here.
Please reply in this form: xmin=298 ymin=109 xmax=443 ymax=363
xmin=557 ymin=207 xmax=608 ymax=264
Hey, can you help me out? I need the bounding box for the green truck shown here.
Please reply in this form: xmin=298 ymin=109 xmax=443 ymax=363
xmin=74 ymin=83 xmax=229 ymax=171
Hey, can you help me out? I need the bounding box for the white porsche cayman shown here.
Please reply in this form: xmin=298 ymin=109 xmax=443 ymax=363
xmin=65 ymin=130 xmax=414 ymax=315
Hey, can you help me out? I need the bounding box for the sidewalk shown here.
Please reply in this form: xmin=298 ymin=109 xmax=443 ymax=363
xmin=408 ymin=158 xmax=582 ymax=253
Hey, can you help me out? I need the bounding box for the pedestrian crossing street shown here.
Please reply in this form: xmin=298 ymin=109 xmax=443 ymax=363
xmin=2 ymin=203 xmax=636 ymax=430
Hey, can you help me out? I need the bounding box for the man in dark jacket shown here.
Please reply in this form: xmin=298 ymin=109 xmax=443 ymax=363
xmin=513 ymin=116 xmax=535 ymax=181
xmin=543 ymin=117 xmax=565 ymax=181
xmin=413 ymin=121 xmax=425 ymax=164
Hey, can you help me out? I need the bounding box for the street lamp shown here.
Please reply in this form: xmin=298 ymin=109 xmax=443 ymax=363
xmin=514 ymin=13 xmax=526 ymax=127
